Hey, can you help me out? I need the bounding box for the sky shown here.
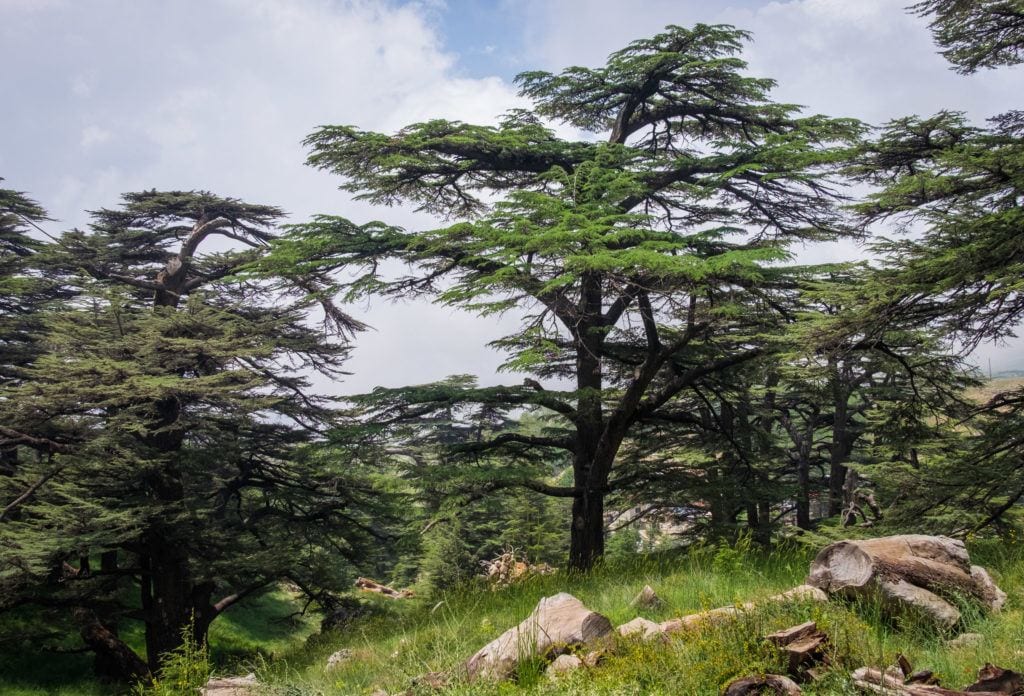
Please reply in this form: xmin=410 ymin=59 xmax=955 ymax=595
xmin=1 ymin=0 xmax=1021 ymax=392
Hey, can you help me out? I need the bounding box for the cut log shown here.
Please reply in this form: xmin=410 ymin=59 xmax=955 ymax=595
xmin=806 ymin=535 xmax=1004 ymax=627
xmin=764 ymin=621 xmax=829 ymax=677
xmin=723 ymin=674 xmax=802 ymax=695
xmin=631 ymin=584 xmax=665 ymax=610
xmin=766 ymin=621 xmax=819 ymax=647
xmin=201 ymin=674 xmax=259 ymax=696
xmin=464 ymin=593 xmax=612 ymax=681
xmin=851 ymin=666 xmax=1013 ymax=695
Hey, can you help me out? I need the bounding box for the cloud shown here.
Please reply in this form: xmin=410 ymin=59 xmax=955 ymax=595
xmin=0 ymin=0 xmax=527 ymax=392
xmin=2 ymin=0 xmax=1021 ymax=386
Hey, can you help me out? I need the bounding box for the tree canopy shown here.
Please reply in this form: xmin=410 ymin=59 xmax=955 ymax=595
xmin=269 ymin=23 xmax=863 ymax=569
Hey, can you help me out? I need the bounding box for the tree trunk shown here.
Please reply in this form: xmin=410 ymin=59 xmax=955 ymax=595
xmin=796 ymin=454 xmax=811 ymax=529
xmin=90 ymin=550 xmax=129 ymax=681
xmin=568 ymin=272 xmax=606 ymax=572
xmin=569 ymin=488 xmax=604 ymax=571
xmin=143 ymin=537 xmax=212 ymax=671
xmin=0 ymin=446 xmax=16 ymax=476
xmin=74 ymin=607 xmax=151 ymax=684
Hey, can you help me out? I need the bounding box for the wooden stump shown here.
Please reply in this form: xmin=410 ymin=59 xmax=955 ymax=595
xmin=806 ymin=535 xmax=1005 ymax=627
xmin=723 ymin=674 xmax=802 ymax=695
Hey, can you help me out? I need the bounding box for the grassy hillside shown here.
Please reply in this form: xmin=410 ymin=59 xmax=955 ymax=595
xmin=262 ymin=538 xmax=1024 ymax=696
xmin=3 ymin=538 xmax=1021 ymax=695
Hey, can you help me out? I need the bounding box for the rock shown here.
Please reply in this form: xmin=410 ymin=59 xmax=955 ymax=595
xmin=617 ymin=616 xmax=664 ymax=640
xmin=762 ymin=584 xmax=828 ymax=604
xmin=582 ymin=649 xmax=606 ymax=668
xmin=546 ymin=654 xmax=582 ymax=677
xmin=878 ymin=578 xmax=962 ymax=627
xmin=946 ymin=632 xmax=984 ymax=649
xmin=201 ymin=673 xmax=258 ymax=696
xmin=806 ymin=535 xmax=1005 ymax=627
xmin=325 ymin=648 xmax=353 ymax=670
xmin=464 ymin=592 xmax=612 ymax=681
xmin=971 ymin=566 xmax=1007 ymax=612
xmin=631 ymin=585 xmax=664 ymax=610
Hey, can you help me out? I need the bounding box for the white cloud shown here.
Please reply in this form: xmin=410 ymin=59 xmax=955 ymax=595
xmin=1 ymin=0 xmax=528 ymax=392
xmin=79 ymin=125 xmax=112 ymax=148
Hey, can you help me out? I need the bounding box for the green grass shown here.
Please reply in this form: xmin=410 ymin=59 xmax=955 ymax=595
xmin=260 ymin=538 xmax=1024 ymax=696
xmin=3 ymin=539 xmax=1023 ymax=695
xmin=0 ymin=586 xmax=319 ymax=696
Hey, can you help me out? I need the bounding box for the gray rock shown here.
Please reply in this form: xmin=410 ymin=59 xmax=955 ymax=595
xmin=947 ymin=632 xmax=985 ymax=649
xmin=201 ymin=673 xmax=258 ymax=696
xmin=326 ymin=648 xmax=353 ymax=670
xmin=546 ymin=654 xmax=583 ymax=677
xmin=465 ymin=593 xmax=612 ymax=681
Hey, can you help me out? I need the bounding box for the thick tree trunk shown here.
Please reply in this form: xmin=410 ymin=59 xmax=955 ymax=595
xmin=569 ymin=488 xmax=604 ymax=571
xmin=143 ymin=538 xmax=213 ymax=671
xmin=568 ymin=272 xmax=606 ymax=572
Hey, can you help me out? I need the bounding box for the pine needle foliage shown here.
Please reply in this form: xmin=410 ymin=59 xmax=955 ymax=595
xmin=0 ymin=191 xmax=389 ymax=680
xmin=269 ymin=24 xmax=864 ymax=570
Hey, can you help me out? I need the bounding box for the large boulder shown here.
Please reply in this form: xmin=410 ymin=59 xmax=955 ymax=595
xmin=806 ymin=535 xmax=1005 ymax=627
xmin=465 ymin=593 xmax=612 ymax=681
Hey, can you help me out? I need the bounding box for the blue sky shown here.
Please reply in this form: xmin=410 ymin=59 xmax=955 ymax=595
xmin=1 ymin=0 xmax=1021 ymax=387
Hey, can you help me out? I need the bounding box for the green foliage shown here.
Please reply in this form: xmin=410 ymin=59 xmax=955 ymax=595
xmin=268 ymin=23 xmax=864 ymax=569
xmin=132 ymin=622 xmax=210 ymax=696
xmin=912 ymin=0 xmax=1024 ymax=74
xmin=0 ymin=190 xmax=391 ymax=676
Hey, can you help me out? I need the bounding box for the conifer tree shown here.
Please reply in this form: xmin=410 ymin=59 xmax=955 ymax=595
xmin=0 ymin=181 xmax=59 ymax=474
xmin=840 ymin=3 xmax=1024 ymax=532
xmin=913 ymin=0 xmax=1024 ymax=74
xmin=270 ymin=24 xmax=862 ymax=569
xmin=0 ymin=191 xmax=384 ymax=679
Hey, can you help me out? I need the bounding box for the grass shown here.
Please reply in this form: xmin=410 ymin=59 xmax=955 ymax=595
xmin=256 ymin=537 xmax=1024 ymax=695
xmin=2 ymin=538 xmax=1022 ymax=695
xmin=0 ymin=586 xmax=319 ymax=696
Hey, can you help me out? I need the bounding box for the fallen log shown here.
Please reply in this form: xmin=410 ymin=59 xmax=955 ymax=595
xmin=806 ymin=535 xmax=1005 ymax=627
xmin=659 ymin=585 xmax=827 ymax=637
xmin=355 ymin=577 xmax=413 ymax=599
xmin=723 ymin=674 xmax=802 ymax=695
xmin=851 ymin=664 xmax=1020 ymax=695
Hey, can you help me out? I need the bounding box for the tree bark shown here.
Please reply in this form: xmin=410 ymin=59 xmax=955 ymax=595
xmin=74 ymin=607 xmax=151 ymax=684
xmin=569 ymin=487 xmax=605 ymax=570
xmin=568 ymin=272 xmax=606 ymax=571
